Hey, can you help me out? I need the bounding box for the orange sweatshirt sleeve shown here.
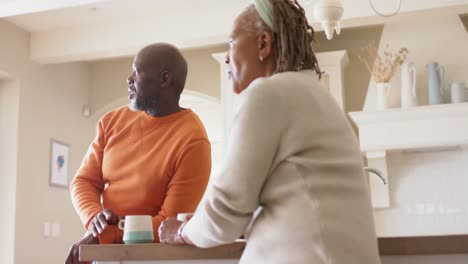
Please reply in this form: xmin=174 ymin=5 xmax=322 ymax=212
xmin=70 ymin=119 xmax=106 ymax=230
xmin=151 ymin=139 xmax=212 ymax=242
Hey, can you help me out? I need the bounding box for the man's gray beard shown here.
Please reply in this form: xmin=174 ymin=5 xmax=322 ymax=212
xmin=128 ymin=99 xmax=139 ymax=112
xmin=128 ymin=97 xmax=159 ymax=114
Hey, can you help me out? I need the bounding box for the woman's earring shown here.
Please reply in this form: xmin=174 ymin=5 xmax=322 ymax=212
xmin=259 ymin=57 xmax=263 ymax=62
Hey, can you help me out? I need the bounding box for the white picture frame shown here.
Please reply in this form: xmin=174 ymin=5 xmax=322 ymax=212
xmin=49 ymin=139 xmax=70 ymax=188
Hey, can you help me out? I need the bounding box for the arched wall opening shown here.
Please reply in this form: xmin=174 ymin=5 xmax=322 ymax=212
xmin=0 ymin=71 xmax=20 ymax=264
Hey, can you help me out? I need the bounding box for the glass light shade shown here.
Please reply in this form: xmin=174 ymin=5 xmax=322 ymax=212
xmin=313 ymin=0 xmax=344 ymax=40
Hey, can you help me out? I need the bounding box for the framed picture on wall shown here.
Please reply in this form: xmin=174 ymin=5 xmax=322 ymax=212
xmin=49 ymin=139 xmax=70 ymax=188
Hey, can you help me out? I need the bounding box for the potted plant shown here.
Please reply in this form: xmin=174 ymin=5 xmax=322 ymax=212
xmin=359 ymin=42 xmax=408 ymax=110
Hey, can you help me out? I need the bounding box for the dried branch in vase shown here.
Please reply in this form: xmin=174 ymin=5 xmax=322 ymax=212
xmin=358 ymin=42 xmax=408 ymax=83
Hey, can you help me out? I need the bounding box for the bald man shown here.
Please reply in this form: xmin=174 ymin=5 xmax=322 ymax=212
xmin=66 ymin=43 xmax=212 ymax=263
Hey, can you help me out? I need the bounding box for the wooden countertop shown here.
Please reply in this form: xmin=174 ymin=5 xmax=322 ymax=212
xmin=80 ymin=241 xmax=245 ymax=262
xmin=80 ymin=235 xmax=468 ymax=262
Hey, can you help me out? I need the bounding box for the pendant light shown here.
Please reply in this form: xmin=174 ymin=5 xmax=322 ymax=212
xmin=313 ymin=0 xmax=344 ymax=40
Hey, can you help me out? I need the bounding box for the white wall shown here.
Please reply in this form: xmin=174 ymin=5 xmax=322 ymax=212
xmin=0 ymin=19 xmax=95 ymax=263
xmin=364 ymin=11 xmax=468 ymax=110
xmin=0 ymin=79 xmax=19 ymax=264
xmin=374 ymin=149 xmax=468 ymax=237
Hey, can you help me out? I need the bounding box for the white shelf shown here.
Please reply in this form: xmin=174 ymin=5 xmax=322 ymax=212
xmin=349 ymin=103 xmax=468 ymax=152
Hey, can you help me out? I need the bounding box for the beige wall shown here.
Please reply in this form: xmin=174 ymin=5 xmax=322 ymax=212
xmin=89 ymin=57 xmax=133 ymax=114
xmin=88 ymin=29 xmax=387 ymax=115
xmin=87 ymin=28 xmax=384 ymax=140
xmin=183 ymin=44 xmax=228 ymax=99
xmin=313 ymin=25 xmax=385 ymax=113
xmin=89 ymin=44 xmax=228 ymax=114
xmin=461 ymin=14 xmax=468 ymax=32
xmin=0 ymin=19 xmax=94 ymax=264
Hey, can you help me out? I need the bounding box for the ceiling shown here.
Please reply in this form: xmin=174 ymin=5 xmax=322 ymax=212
xmin=1 ymin=0 xmax=468 ymax=63
xmin=3 ymin=0 xmax=250 ymax=32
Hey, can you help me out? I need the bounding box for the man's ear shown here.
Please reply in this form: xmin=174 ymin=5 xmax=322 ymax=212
xmin=257 ymin=31 xmax=273 ymax=62
xmin=161 ymin=70 xmax=172 ymax=88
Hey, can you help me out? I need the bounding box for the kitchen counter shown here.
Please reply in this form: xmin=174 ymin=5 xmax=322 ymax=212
xmin=80 ymin=235 xmax=468 ymax=263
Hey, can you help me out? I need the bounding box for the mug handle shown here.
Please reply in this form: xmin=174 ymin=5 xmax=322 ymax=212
xmin=118 ymin=219 xmax=125 ymax=230
xmin=437 ymin=65 xmax=445 ymax=95
xmin=410 ymin=66 xmax=417 ymax=97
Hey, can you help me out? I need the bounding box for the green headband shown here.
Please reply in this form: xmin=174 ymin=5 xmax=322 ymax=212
xmin=251 ymin=0 xmax=274 ymax=31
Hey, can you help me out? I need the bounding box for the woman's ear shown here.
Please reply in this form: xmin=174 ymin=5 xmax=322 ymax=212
xmin=257 ymin=31 xmax=273 ymax=62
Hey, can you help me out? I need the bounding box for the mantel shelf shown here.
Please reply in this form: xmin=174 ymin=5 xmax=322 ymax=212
xmin=349 ymin=103 xmax=468 ymax=152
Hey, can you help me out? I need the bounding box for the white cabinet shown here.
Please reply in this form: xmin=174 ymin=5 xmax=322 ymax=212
xmin=315 ymin=50 xmax=349 ymax=110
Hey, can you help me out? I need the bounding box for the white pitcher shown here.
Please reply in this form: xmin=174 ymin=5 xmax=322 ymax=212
xmin=401 ymin=62 xmax=417 ymax=108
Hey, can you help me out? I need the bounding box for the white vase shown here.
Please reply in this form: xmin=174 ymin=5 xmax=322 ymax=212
xmin=376 ymin=82 xmax=391 ymax=110
xmin=401 ymin=62 xmax=417 ymax=108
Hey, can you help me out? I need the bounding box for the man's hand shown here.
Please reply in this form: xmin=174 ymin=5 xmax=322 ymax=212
xmin=89 ymin=209 xmax=121 ymax=236
xmin=65 ymin=233 xmax=99 ymax=264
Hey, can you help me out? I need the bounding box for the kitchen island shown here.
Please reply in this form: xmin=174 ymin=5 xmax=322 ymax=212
xmin=81 ymin=235 xmax=468 ymax=263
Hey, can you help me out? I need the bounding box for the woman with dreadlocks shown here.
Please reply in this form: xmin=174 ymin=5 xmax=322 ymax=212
xmin=159 ymin=1 xmax=380 ymax=263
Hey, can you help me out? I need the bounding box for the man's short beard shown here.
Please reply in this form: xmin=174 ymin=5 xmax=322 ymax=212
xmin=128 ymin=96 xmax=159 ymax=114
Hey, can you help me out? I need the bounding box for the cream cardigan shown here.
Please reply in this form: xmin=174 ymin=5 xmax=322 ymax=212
xmin=184 ymin=70 xmax=381 ymax=264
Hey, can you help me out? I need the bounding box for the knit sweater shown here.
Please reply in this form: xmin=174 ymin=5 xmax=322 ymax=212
xmin=71 ymin=106 xmax=211 ymax=244
xmin=184 ymin=70 xmax=381 ymax=264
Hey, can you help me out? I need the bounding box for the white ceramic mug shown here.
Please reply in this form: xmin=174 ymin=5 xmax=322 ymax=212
xmin=118 ymin=215 xmax=154 ymax=244
xmin=450 ymin=82 xmax=467 ymax=103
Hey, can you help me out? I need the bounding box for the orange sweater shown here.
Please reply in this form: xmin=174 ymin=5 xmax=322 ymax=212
xmin=70 ymin=107 xmax=211 ymax=244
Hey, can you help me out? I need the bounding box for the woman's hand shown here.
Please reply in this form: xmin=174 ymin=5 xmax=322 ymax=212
xmin=158 ymin=217 xmax=187 ymax=244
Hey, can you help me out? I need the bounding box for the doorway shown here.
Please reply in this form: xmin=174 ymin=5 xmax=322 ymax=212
xmin=0 ymin=76 xmax=20 ymax=264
